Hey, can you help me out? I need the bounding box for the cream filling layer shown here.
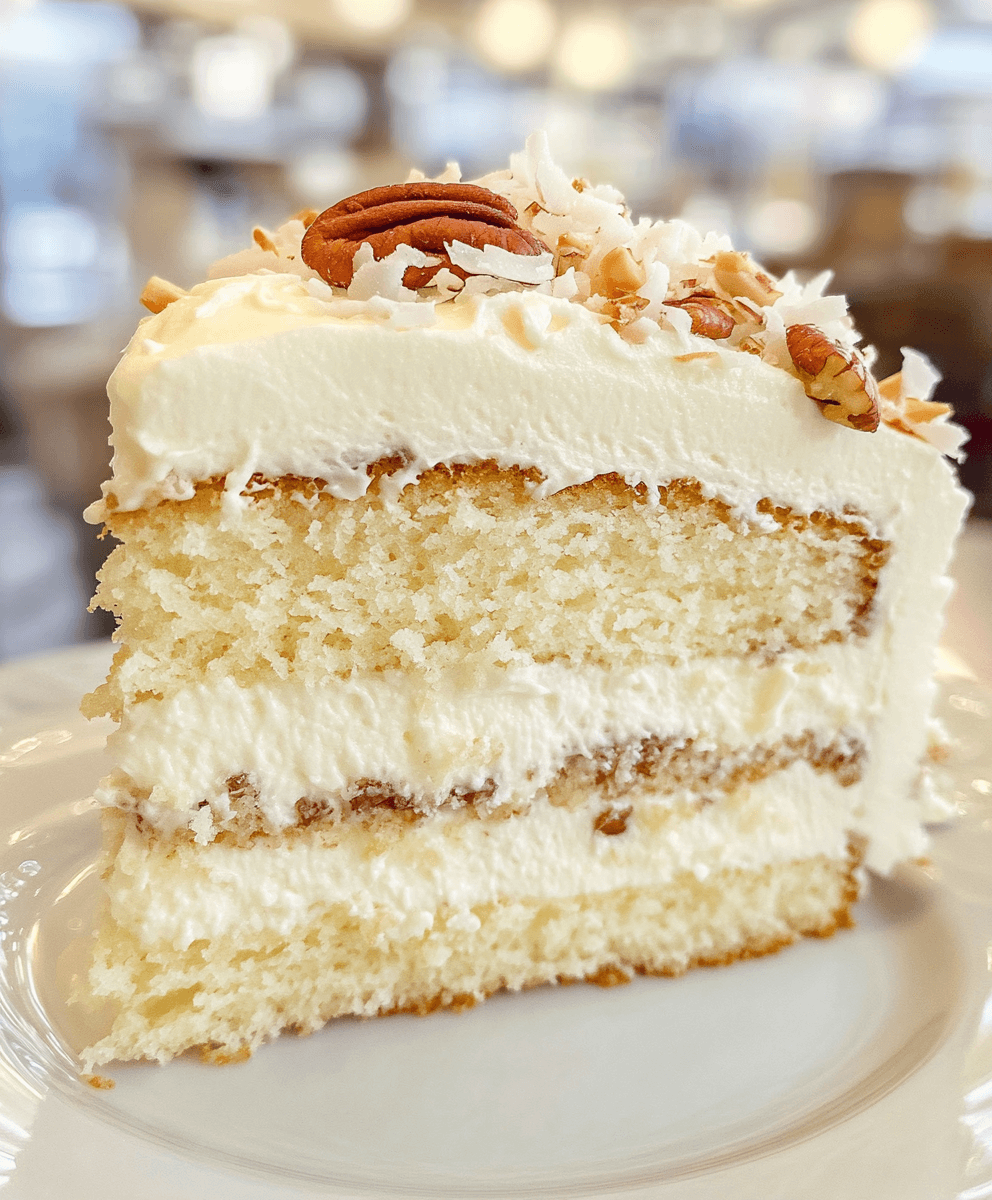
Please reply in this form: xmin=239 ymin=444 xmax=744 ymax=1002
xmin=101 ymin=636 xmax=934 ymax=872
xmin=106 ymin=645 xmax=874 ymax=831
xmin=107 ymin=760 xmax=858 ymax=951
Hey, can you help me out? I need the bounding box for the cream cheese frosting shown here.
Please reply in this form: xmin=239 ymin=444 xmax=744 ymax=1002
xmin=89 ymin=275 xmax=966 ymax=535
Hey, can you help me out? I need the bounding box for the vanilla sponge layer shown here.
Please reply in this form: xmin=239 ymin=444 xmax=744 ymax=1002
xmin=85 ymin=465 xmax=885 ymax=722
xmin=82 ymin=788 xmax=862 ymax=1069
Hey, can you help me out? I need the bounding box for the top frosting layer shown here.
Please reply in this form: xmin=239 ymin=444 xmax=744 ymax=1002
xmin=89 ymin=133 xmax=967 ymax=523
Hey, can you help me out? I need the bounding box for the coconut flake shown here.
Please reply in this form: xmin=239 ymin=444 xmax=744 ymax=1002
xmin=348 ymin=244 xmax=440 ymax=302
xmin=430 ymin=267 xmax=464 ymax=299
xmin=208 ymin=218 xmax=318 ymax=283
xmin=461 ymin=274 xmax=518 ymax=296
xmin=659 ymin=303 xmax=696 ymax=351
xmin=900 ymin=347 xmax=941 ymax=405
xmin=551 ymin=268 xmax=579 ymax=300
xmin=897 ymin=347 xmax=968 ymax=461
xmin=306 ymin=277 xmax=335 ymax=302
xmin=445 ymin=240 xmax=554 ymax=285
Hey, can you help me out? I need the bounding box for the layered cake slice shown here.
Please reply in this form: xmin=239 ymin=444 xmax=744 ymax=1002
xmin=78 ymin=134 xmax=968 ymax=1068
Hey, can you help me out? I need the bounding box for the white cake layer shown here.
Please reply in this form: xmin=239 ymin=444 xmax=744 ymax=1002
xmin=105 ymin=760 xmax=858 ymax=952
xmin=88 ymin=277 xmax=967 ymax=537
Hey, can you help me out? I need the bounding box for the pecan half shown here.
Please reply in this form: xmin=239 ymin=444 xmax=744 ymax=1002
xmin=786 ymin=324 xmax=880 ymax=432
xmin=667 ymin=293 xmax=735 ymax=340
xmin=301 ymin=182 xmax=546 ymax=289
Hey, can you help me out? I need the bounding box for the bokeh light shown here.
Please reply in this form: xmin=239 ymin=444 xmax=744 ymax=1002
xmin=474 ymin=0 xmax=556 ymax=74
xmin=555 ymin=11 xmax=633 ymax=91
xmin=847 ymin=0 xmax=934 ymax=72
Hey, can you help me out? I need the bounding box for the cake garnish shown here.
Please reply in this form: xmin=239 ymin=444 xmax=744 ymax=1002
xmin=301 ymin=182 xmax=547 ymax=290
xmin=139 ymin=275 xmax=187 ymax=314
xmin=785 ymin=323 xmax=881 ymax=433
xmin=169 ymin=132 xmax=966 ymax=450
xmin=710 ymin=250 xmax=782 ymax=307
xmin=667 ymin=293 xmax=735 ymax=341
xmin=877 ymin=348 xmax=968 ymax=459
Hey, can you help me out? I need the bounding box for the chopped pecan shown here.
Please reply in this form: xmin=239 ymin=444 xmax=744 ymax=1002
xmin=667 ymin=293 xmax=735 ymax=340
xmin=598 ymin=246 xmax=645 ymax=298
xmin=252 ymin=227 xmax=277 ymax=253
xmin=786 ymin=324 xmax=880 ymax=432
xmin=602 ymin=293 xmax=649 ymax=332
xmin=301 ymin=182 xmax=546 ymax=289
xmin=712 ymin=250 xmax=782 ymax=306
xmin=140 ymin=275 xmax=186 ymax=314
xmin=594 ymin=805 xmax=633 ymax=835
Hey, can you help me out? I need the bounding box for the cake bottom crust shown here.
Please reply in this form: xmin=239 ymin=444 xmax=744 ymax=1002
xmin=80 ymin=846 xmax=862 ymax=1070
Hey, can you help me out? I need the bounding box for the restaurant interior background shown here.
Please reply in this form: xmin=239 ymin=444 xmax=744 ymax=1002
xmin=1 ymin=0 xmax=991 ymax=661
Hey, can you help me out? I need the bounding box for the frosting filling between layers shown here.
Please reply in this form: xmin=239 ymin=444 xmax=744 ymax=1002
xmin=102 ymin=761 xmax=860 ymax=949
xmin=99 ymin=636 xmax=931 ymax=870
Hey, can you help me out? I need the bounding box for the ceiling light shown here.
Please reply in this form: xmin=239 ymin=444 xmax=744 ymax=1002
xmin=847 ymin=0 xmax=934 ymax=72
xmin=474 ymin=0 xmax=556 ymax=73
xmin=330 ymin=0 xmax=413 ymax=36
xmin=555 ymin=11 xmax=633 ymax=91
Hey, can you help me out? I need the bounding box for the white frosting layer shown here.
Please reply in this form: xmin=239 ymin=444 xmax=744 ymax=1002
xmin=91 ymin=274 xmax=965 ymax=532
xmin=110 ymin=761 xmax=858 ymax=950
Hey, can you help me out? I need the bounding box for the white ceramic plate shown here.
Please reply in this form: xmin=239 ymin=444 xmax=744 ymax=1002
xmin=0 ymin=641 xmax=991 ymax=1199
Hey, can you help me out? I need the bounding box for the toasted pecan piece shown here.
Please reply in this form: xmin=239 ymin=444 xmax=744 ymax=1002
xmin=598 ymin=246 xmax=646 ymax=298
xmin=301 ymin=182 xmax=546 ymax=289
xmin=786 ymin=324 xmax=880 ymax=432
xmin=712 ymin=250 xmax=782 ymax=306
xmin=667 ymin=293 xmax=735 ymax=340
xmin=140 ymin=276 xmax=186 ymax=314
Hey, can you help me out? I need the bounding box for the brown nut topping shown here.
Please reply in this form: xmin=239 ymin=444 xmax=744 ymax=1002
xmin=598 ymin=245 xmax=646 ymax=298
xmin=712 ymin=250 xmax=782 ymax=306
xmin=140 ymin=275 xmax=186 ymax=314
xmin=594 ymin=804 xmax=633 ymax=835
xmin=301 ymin=182 xmax=546 ymax=289
xmin=667 ymin=294 xmax=735 ymax=340
xmin=786 ymin=324 xmax=880 ymax=432
xmin=252 ymin=227 xmax=277 ymax=253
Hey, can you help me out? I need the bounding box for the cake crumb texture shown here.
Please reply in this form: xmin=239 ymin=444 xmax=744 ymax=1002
xmin=85 ymin=463 xmax=887 ymax=721
xmin=80 ymin=842 xmax=860 ymax=1069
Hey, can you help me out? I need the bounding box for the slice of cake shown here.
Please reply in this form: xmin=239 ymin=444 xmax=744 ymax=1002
xmin=78 ymin=134 xmax=968 ymax=1069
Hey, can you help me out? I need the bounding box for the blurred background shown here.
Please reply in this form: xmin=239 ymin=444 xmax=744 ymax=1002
xmin=1 ymin=0 xmax=992 ymax=663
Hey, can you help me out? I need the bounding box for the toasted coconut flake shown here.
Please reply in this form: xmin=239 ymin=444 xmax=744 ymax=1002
xmin=598 ymin=246 xmax=646 ymax=298
xmin=878 ymin=349 xmax=968 ymax=459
